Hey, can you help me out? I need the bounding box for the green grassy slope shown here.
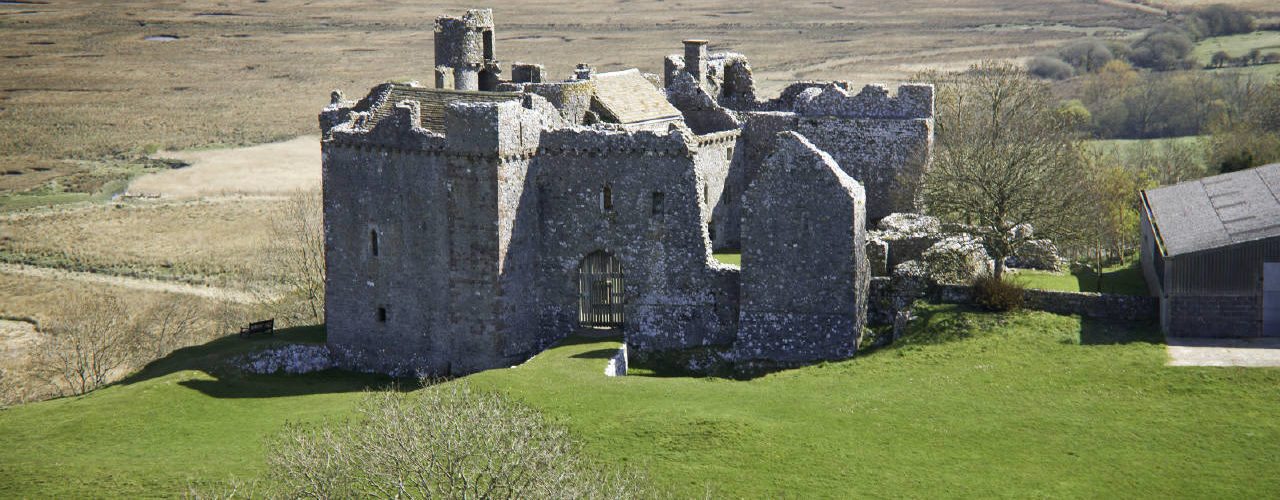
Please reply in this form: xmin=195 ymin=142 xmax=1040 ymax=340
xmin=1014 ymin=260 xmax=1150 ymax=296
xmin=3 ymin=308 xmax=1279 ymax=497
xmin=0 ymin=327 xmax=405 ymax=497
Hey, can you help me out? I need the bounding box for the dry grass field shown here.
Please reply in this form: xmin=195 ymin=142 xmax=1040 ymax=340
xmin=0 ymin=0 xmax=1159 ymax=195
xmin=0 ymin=198 xmax=280 ymax=287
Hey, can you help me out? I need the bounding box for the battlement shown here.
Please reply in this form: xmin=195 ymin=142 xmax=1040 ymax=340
xmin=790 ymin=83 xmax=934 ymax=120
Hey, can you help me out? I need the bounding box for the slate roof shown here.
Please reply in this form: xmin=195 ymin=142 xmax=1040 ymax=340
xmin=365 ymin=85 xmax=522 ymax=132
xmin=1143 ymin=163 xmax=1280 ymax=256
xmin=590 ymin=69 xmax=682 ymax=125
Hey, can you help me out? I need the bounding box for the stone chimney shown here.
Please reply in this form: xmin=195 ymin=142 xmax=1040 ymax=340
xmin=683 ymin=39 xmax=709 ymax=83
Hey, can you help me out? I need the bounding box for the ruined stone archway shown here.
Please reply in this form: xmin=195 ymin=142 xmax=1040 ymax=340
xmin=578 ymin=251 xmax=624 ymax=327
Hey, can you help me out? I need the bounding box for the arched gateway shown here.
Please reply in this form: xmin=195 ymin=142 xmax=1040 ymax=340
xmin=578 ymin=251 xmax=624 ymax=327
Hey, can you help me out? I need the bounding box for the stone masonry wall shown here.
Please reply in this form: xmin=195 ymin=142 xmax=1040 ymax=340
xmin=932 ymin=285 xmax=1158 ymax=322
xmin=736 ymin=132 xmax=868 ymax=362
xmin=533 ymin=126 xmax=738 ymax=357
xmin=1166 ymin=295 xmax=1261 ymax=338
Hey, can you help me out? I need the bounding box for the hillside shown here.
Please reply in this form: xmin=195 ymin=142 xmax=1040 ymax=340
xmin=2 ymin=306 xmax=1278 ymax=497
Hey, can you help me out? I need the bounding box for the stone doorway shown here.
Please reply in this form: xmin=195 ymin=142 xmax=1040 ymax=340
xmin=579 ymin=251 xmax=624 ymax=327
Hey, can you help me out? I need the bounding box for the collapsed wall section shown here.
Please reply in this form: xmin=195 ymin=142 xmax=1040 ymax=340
xmin=736 ymin=131 xmax=868 ymax=363
xmin=718 ymin=83 xmax=933 ymax=247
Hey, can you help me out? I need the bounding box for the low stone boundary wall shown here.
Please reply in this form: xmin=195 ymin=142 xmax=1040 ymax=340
xmin=934 ymin=285 xmax=1157 ymax=322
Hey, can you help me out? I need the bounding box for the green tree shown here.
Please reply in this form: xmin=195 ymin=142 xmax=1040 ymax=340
xmin=917 ymin=62 xmax=1091 ymax=279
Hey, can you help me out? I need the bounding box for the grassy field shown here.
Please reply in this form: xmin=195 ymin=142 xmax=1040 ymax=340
xmin=1014 ymin=260 xmax=1150 ymax=296
xmin=2 ymin=305 xmax=1279 ymax=497
xmin=1192 ymin=30 xmax=1280 ymax=79
xmin=0 ymin=198 xmax=282 ymax=287
xmin=1088 ymin=135 xmax=1205 ymax=157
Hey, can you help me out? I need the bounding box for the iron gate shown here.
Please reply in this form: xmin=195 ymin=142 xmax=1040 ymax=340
xmin=579 ymin=251 xmax=624 ymax=327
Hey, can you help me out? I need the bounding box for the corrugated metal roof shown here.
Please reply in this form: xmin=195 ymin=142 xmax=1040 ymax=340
xmin=366 ymin=85 xmax=522 ymax=132
xmin=590 ymin=69 xmax=681 ymax=124
xmin=1144 ymin=163 xmax=1280 ymax=256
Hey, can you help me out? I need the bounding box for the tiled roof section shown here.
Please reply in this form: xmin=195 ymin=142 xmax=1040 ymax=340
xmin=591 ymin=69 xmax=681 ymax=125
xmin=366 ymin=85 xmax=522 ymax=132
xmin=1144 ymin=163 xmax=1280 ymax=256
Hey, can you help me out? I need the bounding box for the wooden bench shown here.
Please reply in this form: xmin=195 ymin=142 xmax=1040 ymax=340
xmin=239 ymin=319 xmax=275 ymax=338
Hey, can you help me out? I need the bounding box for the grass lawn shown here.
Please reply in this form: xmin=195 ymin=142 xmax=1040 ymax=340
xmin=1087 ymin=135 xmax=1205 ymax=157
xmin=1192 ymin=31 xmax=1280 ymax=79
xmin=3 ymin=306 xmax=1280 ymax=497
xmin=1014 ymin=259 xmax=1150 ymax=296
xmin=713 ymin=252 xmax=740 ymax=266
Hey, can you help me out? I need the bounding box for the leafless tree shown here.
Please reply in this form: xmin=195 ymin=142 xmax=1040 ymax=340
xmin=36 ymin=293 xmax=138 ymax=395
xmin=259 ymin=190 xmax=325 ymax=327
xmin=916 ymin=62 xmax=1092 ymax=279
xmin=137 ymin=295 xmax=203 ymax=359
xmin=262 ymin=384 xmax=651 ymax=499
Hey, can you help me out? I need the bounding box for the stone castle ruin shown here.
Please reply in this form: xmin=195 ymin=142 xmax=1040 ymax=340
xmin=319 ymin=9 xmax=934 ymax=375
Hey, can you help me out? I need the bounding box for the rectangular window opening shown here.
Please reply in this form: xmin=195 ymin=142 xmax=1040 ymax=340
xmin=371 ymin=229 xmax=380 ymax=256
xmin=377 ymin=307 xmax=387 ymax=323
xmin=602 ymin=185 xmax=613 ymax=211
xmin=726 ymin=146 xmax=733 ymax=160
xmin=651 ymin=191 xmax=665 ymax=216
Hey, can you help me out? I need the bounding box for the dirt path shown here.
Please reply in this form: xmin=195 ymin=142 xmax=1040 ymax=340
xmin=0 ymin=263 xmax=262 ymax=304
xmin=128 ymin=135 xmax=321 ymax=199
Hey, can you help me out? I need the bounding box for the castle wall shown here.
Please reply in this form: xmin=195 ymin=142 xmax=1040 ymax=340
xmin=323 ymin=142 xmax=454 ymax=375
xmin=736 ymin=132 xmax=868 ymax=363
xmin=717 ymin=84 xmax=933 ymax=247
xmin=322 ymin=96 xmax=556 ymax=376
xmin=533 ymin=128 xmax=738 ymax=356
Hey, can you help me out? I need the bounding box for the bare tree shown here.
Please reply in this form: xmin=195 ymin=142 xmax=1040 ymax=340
xmin=36 ymin=293 xmax=137 ymax=396
xmin=136 ymin=295 xmax=203 ymax=359
xmin=259 ymin=190 xmax=326 ymax=327
xmin=261 ymin=384 xmax=650 ymax=499
xmin=917 ymin=62 xmax=1091 ymax=279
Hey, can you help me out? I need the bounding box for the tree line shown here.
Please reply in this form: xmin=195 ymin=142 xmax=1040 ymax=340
xmin=1029 ymin=3 xmax=1260 ymax=79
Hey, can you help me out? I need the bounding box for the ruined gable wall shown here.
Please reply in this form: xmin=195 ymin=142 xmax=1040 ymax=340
xmin=532 ymin=128 xmax=738 ymax=355
xmin=736 ymin=132 xmax=868 ymax=363
xmin=717 ymin=84 xmax=934 ymax=247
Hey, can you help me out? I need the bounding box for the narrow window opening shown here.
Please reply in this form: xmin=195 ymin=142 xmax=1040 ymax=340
xmin=703 ymin=184 xmax=709 ymax=204
xmin=371 ymin=229 xmax=379 ymax=256
xmin=651 ymin=191 xmax=665 ymax=216
xmin=376 ymin=307 xmax=387 ymax=323
xmin=601 ymin=185 xmax=613 ymax=211
xmin=482 ymin=30 xmax=494 ymax=60
xmin=726 ymin=146 xmax=733 ymax=160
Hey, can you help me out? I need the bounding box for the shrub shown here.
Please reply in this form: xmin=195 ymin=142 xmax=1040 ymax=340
xmin=1129 ymin=27 xmax=1195 ymax=70
xmin=1028 ymin=56 xmax=1074 ymax=80
xmin=1058 ymin=39 xmax=1114 ymax=73
xmin=971 ymin=274 xmax=1025 ymax=312
xmin=260 ymin=385 xmax=652 ymax=499
xmin=1192 ymin=4 xmax=1255 ymax=37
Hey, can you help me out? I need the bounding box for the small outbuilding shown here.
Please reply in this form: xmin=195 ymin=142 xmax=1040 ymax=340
xmin=1140 ymin=163 xmax=1280 ymax=338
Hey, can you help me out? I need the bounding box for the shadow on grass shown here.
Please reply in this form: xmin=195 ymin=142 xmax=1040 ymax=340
xmin=1079 ymin=317 xmax=1164 ymax=345
xmin=1072 ymin=261 xmax=1149 ymax=296
xmin=570 ymin=348 xmax=621 ymax=360
xmin=117 ymin=324 xmax=420 ymax=398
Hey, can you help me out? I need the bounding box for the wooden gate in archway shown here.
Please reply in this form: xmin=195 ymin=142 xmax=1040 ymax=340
xmin=578 ymin=251 xmax=624 ymax=327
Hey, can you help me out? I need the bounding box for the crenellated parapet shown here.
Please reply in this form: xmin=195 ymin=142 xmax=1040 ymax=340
xmin=539 ymin=125 xmax=695 ymax=158
xmin=791 ymin=83 xmax=934 ymax=120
